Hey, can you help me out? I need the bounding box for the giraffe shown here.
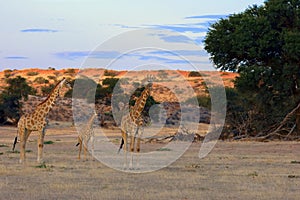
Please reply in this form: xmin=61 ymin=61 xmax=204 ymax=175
xmin=76 ymin=111 xmax=97 ymax=160
xmin=12 ymin=77 xmax=68 ymax=164
xmin=118 ymin=76 xmax=154 ymax=169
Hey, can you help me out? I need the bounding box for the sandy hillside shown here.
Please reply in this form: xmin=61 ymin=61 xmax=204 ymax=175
xmin=0 ymin=68 xmax=238 ymax=97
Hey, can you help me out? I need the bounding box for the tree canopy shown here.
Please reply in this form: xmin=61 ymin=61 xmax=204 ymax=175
xmin=0 ymin=76 xmax=36 ymax=124
xmin=204 ymin=0 xmax=300 ymax=135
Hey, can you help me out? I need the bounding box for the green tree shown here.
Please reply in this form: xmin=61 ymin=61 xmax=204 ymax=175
xmin=204 ymin=0 xmax=300 ymax=134
xmin=129 ymin=86 xmax=159 ymax=119
xmin=41 ymin=84 xmax=55 ymax=96
xmin=64 ymin=77 xmax=97 ymax=102
xmin=0 ymin=76 xmax=36 ymax=124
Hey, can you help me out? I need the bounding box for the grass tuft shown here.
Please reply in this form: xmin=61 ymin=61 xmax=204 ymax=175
xmin=291 ymin=160 xmax=300 ymax=164
xmin=156 ymin=148 xmax=172 ymax=151
xmin=247 ymin=171 xmax=258 ymax=177
xmin=44 ymin=141 xmax=54 ymax=145
xmin=35 ymin=163 xmax=47 ymax=169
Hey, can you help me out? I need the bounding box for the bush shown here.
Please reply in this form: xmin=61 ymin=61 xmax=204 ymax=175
xmin=47 ymin=75 xmax=57 ymax=80
xmin=4 ymin=69 xmax=12 ymax=78
xmin=64 ymin=68 xmax=76 ymax=75
xmin=185 ymin=95 xmax=211 ymax=108
xmin=26 ymin=71 xmax=39 ymax=76
xmin=34 ymin=77 xmax=49 ymax=84
xmin=41 ymin=84 xmax=55 ymax=96
xmin=188 ymin=71 xmax=201 ymax=77
xmin=104 ymin=70 xmax=117 ymax=77
xmin=0 ymin=76 xmax=36 ymax=124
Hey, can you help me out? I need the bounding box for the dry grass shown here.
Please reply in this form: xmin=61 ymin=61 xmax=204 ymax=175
xmin=0 ymin=126 xmax=300 ymax=200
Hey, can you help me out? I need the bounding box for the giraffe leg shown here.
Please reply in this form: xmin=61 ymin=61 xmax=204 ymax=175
xmin=90 ymin=135 xmax=95 ymax=159
xmin=78 ymin=137 xmax=82 ymax=160
xmin=83 ymin=141 xmax=88 ymax=161
xmin=136 ymin=126 xmax=143 ymax=169
xmin=37 ymin=128 xmax=46 ymax=163
xmin=121 ymin=130 xmax=128 ymax=169
xmin=136 ymin=137 xmax=141 ymax=169
xmin=129 ymin=135 xmax=136 ymax=169
xmin=19 ymin=128 xmax=26 ymax=164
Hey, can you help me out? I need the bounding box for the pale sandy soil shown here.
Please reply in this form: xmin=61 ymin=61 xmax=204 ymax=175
xmin=0 ymin=125 xmax=300 ymax=200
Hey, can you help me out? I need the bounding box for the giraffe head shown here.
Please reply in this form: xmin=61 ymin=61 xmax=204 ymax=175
xmin=145 ymin=74 xmax=154 ymax=89
xmin=57 ymin=77 xmax=72 ymax=97
xmin=36 ymin=77 xmax=70 ymax=109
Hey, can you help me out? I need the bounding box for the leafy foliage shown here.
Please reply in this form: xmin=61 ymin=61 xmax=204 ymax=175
xmin=0 ymin=76 xmax=36 ymax=124
xmin=64 ymin=77 xmax=97 ymax=102
xmin=205 ymin=0 xmax=300 ymax=134
xmin=41 ymin=84 xmax=55 ymax=96
xmin=129 ymin=86 xmax=159 ymax=119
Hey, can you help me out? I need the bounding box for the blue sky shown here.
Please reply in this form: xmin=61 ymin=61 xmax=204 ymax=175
xmin=0 ymin=0 xmax=265 ymax=71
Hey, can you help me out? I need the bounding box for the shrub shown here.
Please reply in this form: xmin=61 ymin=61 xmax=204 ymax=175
xmin=47 ymin=75 xmax=56 ymax=80
xmin=34 ymin=77 xmax=49 ymax=84
xmin=4 ymin=70 xmax=12 ymax=78
xmin=64 ymin=68 xmax=76 ymax=75
xmin=188 ymin=71 xmax=201 ymax=77
xmin=104 ymin=70 xmax=118 ymax=77
xmin=26 ymin=71 xmax=39 ymax=76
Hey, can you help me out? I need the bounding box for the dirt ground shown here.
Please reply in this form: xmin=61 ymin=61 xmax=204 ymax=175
xmin=0 ymin=125 xmax=300 ymax=200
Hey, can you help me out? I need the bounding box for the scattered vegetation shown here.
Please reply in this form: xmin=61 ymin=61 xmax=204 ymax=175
xmin=34 ymin=77 xmax=49 ymax=84
xmin=26 ymin=71 xmax=39 ymax=76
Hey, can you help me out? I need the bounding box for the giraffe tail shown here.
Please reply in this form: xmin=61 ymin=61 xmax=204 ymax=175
xmin=118 ymin=138 xmax=124 ymax=153
xmin=76 ymin=136 xmax=81 ymax=146
xmin=12 ymin=130 xmax=18 ymax=151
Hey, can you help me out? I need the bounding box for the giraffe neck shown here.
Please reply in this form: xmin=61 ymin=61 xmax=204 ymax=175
xmin=130 ymin=84 xmax=151 ymax=122
xmin=86 ymin=114 xmax=97 ymax=128
xmin=35 ymin=79 xmax=64 ymax=116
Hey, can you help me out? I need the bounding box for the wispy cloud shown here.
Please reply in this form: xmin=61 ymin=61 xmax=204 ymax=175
xmin=151 ymin=25 xmax=207 ymax=33
xmin=185 ymin=14 xmax=228 ymax=19
xmin=149 ymin=50 xmax=207 ymax=57
xmin=20 ymin=28 xmax=59 ymax=33
xmin=54 ymin=51 xmax=120 ymax=60
xmin=126 ymin=50 xmax=209 ymax=65
xmin=112 ymin=24 xmax=140 ymax=29
xmin=4 ymin=56 xmax=28 ymax=59
xmin=159 ymin=35 xmax=193 ymax=43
